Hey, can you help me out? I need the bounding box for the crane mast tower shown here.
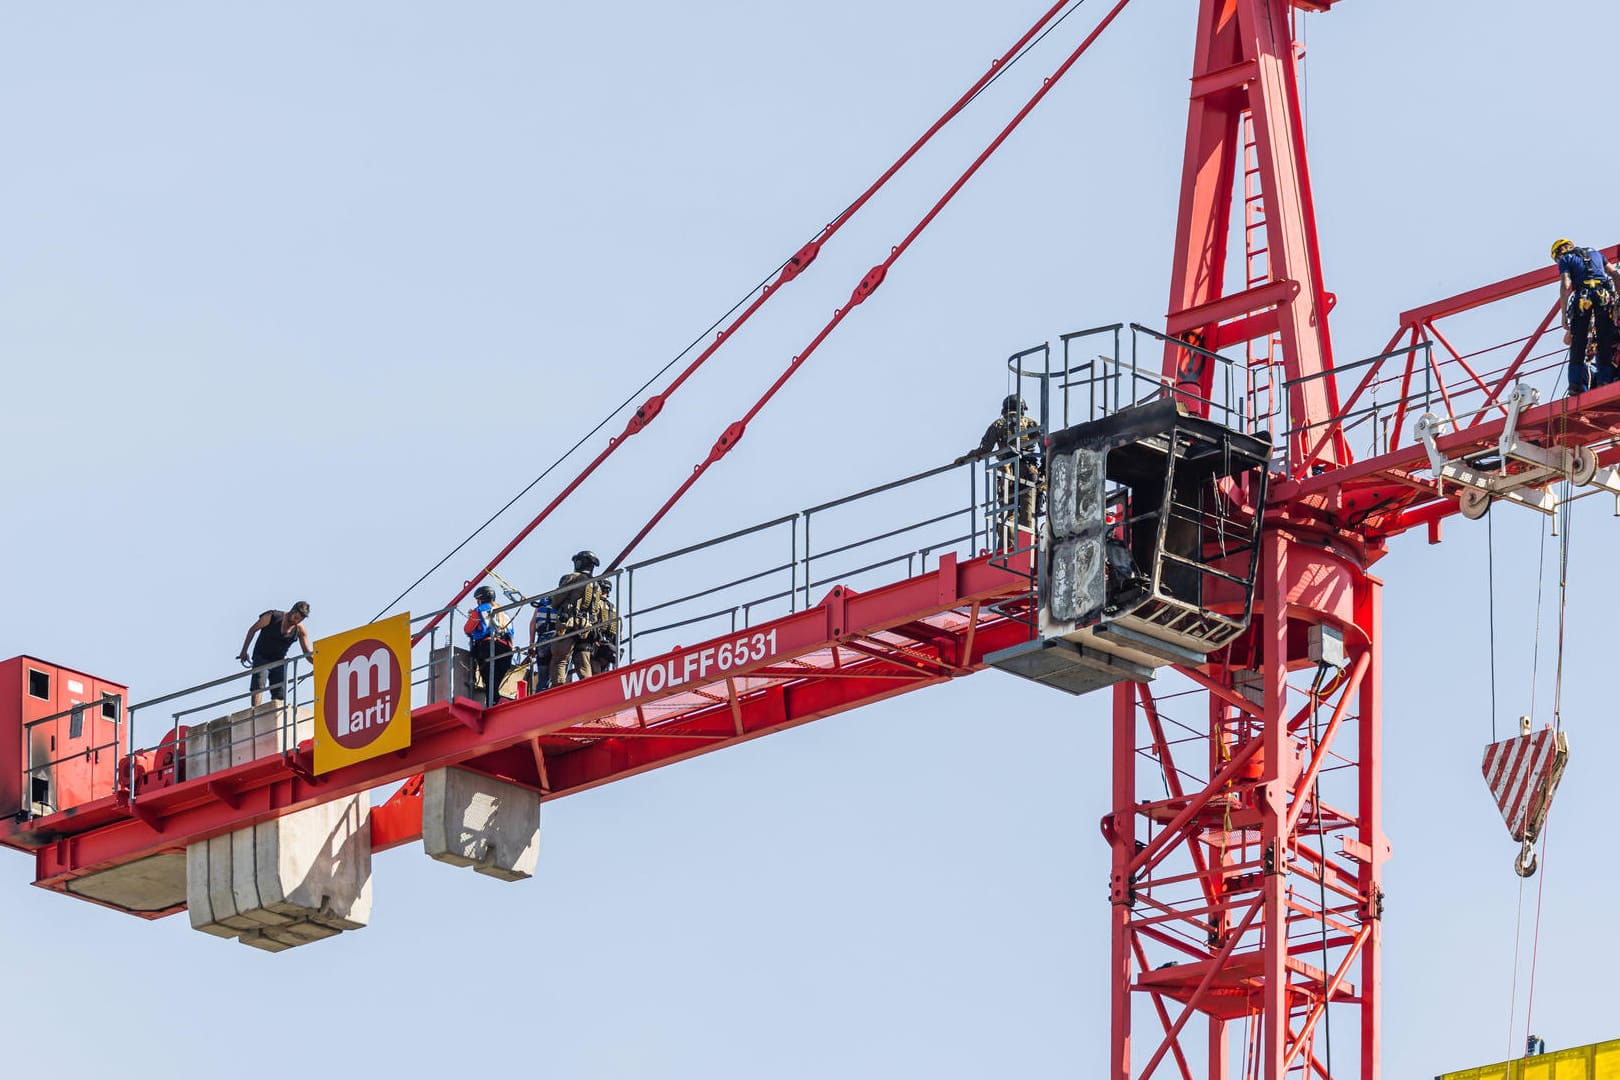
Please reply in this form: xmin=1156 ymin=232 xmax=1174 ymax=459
xmin=1101 ymin=2 xmax=1381 ymax=1076
xmin=1106 ymin=0 xmax=1607 ymax=1076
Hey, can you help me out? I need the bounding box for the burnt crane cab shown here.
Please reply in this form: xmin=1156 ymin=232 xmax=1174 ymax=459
xmin=988 ymin=398 xmax=1271 ymax=693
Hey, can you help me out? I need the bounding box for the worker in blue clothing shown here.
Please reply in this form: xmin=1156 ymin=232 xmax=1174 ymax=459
xmin=465 ymin=584 xmax=514 ymax=706
xmin=527 ymin=595 xmax=558 ymax=693
xmin=1552 ymin=238 xmax=1620 ymax=395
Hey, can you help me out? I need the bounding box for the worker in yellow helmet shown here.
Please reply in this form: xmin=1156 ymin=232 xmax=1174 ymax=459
xmin=1551 ymin=238 xmax=1620 ymax=395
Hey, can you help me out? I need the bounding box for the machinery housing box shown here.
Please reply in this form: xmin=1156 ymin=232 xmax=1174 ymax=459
xmin=0 ymin=655 xmax=128 ymax=819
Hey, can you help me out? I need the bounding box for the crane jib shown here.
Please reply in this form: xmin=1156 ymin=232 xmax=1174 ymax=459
xmin=616 ymin=629 xmax=780 ymax=701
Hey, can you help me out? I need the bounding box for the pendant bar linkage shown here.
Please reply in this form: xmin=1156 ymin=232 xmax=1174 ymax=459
xmin=1416 ymin=383 xmax=1615 ymax=519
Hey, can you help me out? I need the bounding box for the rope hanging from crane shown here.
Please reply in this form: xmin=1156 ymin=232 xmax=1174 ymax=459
xmin=607 ymin=0 xmax=1138 ymax=571
xmin=1519 ymin=480 xmax=1573 ymax=1048
xmin=1497 ymin=489 xmax=1574 ymax=1058
xmin=396 ymin=0 xmax=1094 ymax=643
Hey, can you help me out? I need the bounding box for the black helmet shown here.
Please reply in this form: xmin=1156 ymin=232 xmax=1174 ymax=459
xmin=599 ymin=579 xmax=612 ymax=595
xmin=1002 ymin=393 xmax=1026 ymax=415
xmin=473 ymin=585 xmax=496 ymax=603
xmin=572 ymin=550 xmax=600 ymax=570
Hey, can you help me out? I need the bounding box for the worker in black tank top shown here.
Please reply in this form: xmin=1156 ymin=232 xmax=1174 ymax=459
xmin=238 ymin=600 xmax=313 ymax=706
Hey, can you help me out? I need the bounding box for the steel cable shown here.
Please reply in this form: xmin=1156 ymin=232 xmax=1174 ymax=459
xmin=1552 ymin=477 xmax=1571 ymax=732
xmin=609 ymin=0 xmax=1138 ymax=570
xmin=1488 ymin=503 xmax=1497 ymax=741
xmin=1522 ymin=817 xmax=1552 ymax=1054
xmin=1506 ymin=869 xmax=1526 ymax=1060
xmin=385 ymin=0 xmax=1092 ymax=639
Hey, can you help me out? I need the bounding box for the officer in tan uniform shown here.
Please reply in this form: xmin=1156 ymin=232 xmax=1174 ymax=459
xmin=547 ymin=550 xmax=602 ymax=687
xmin=955 ymin=394 xmax=1044 ymax=548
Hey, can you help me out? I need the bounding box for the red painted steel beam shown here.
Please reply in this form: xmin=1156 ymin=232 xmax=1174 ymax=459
xmin=1269 ymin=378 xmax=1620 ymax=526
xmin=1395 ymin=244 xmax=1617 ymax=329
xmin=1112 ymin=538 xmax=1379 ymax=1077
xmin=1166 ymin=280 xmax=1299 ymax=338
xmin=1163 ymin=0 xmax=1344 ymax=470
xmin=7 ymin=552 xmax=1032 ymax=896
xmin=385 ymin=616 xmax=1032 ymax=848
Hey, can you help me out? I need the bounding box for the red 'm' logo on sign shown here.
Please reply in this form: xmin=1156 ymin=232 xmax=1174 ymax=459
xmin=323 ymin=638 xmax=405 ymax=750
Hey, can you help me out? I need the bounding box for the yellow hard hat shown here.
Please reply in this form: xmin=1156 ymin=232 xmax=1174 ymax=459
xmin=1551 ymin=238 xmax=1575 ymax=260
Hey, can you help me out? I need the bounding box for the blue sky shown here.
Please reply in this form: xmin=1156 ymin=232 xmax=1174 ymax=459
xmin=2 ymin=1 xmax=1617 ymax=1076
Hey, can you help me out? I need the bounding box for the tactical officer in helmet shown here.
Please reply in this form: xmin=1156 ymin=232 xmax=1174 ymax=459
xmin=548 ymin=550 xmax=603 ymax=688
xmin=589 ymin=579 xmax=621 ymax=675
xmin=955 ymin=393 xmax=1044 ymax=549
xmin=466 ymin=584 xmax=514 ymax=706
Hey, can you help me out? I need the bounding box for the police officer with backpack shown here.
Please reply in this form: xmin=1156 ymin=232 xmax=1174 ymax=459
xmin=465 ymin=584 xmax=514 ymax=706
xmin=589 ymin=579 xmax=621 ymax=675
xmin=1552 ymin=238 xmax=1620 ymax=395
xmin=547 ymin=550 xmax=602 ymax=688
xmin=955 ymin=393 xmax=1045 ymax=549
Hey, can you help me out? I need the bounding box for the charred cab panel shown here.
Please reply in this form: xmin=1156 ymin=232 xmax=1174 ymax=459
xmin=987 ymin=399 xmax=1270 ymax=694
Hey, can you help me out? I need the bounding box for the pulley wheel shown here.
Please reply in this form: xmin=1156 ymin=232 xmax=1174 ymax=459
xmin=1572 ymin=445 xmax=1599 ymax=486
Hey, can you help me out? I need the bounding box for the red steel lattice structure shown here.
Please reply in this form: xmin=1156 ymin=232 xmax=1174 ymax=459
xmin=6 ymin=3 xmax=1620 ymax=1077
xmin=1116 ymin=1 xmax=1620 ymax=1078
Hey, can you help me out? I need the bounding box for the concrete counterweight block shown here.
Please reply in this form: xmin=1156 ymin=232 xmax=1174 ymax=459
xmin=423 ymin=767 xmax=540 ymax=881
xmin=186 ymin=794 xmax=372 ymax=952
xmin=427 ymin=645 xmax=478 ymax=704
xmin=182 ymin=701 xmax=314 ymax=779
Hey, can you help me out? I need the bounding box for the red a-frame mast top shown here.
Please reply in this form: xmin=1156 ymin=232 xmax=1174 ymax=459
xmin=1110 ymin=1 xmax=1617 ymax=1077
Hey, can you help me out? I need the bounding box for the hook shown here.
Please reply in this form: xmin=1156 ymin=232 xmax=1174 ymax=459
xmin=1514 ymin=838 xmax=1538 ymax=878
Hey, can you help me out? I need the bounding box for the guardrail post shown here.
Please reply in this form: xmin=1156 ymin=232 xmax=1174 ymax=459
xmin=803 ymin=509 xmax=813 ymax=610
xmin=967 ymin=461 xmax=977 ymax=555
xmin=126 ymin=703 xmax=136 ymax=806
xmin=446 ymin=612 xmax=457 ymax=699
xmin=624 ymin=575 xmax=634 ymax=665
xmin=112 ymin=695 xmax=122 ymax=802
xmin=291 ymin=656 xmax=300 ymax=753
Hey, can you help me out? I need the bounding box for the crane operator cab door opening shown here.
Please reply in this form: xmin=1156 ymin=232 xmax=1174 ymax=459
xmin=986 ymin=399 xmax=1270 ymax=694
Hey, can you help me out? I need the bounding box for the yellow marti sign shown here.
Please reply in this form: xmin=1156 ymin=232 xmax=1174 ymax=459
xmin=312 ymin=613 xmax=412 ymax=775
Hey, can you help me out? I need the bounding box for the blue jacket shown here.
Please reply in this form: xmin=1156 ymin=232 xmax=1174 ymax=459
xmin=1559 ymin=247 xmax=1611 ymax=291
xmin=469 ymin=602 xmax=511 ymax=644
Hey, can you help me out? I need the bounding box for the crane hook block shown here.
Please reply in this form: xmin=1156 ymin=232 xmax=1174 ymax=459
xmin=1481 ymin=721 xmax=1568 ymax=879
xmin=1514 ymin=839 xmax=1538 ymax=878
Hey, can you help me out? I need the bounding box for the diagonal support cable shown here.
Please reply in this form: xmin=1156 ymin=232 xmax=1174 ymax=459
xmin=609 ymin=0 xmax=1137 ymax=570
xmin=409 ymin=0 xmax=1082 ymax=644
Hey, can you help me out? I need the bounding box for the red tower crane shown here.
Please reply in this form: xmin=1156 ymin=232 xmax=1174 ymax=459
xmin=1089 ymin=2 xmax=1616 ymax=1077
xmin=2 ymin=3 xmax=1612 ymax=1077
